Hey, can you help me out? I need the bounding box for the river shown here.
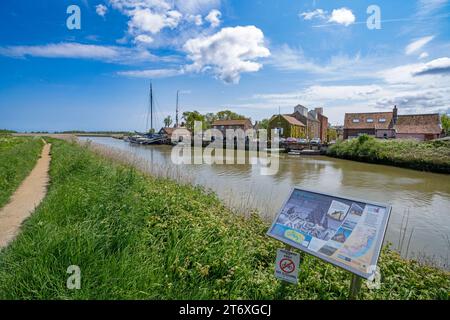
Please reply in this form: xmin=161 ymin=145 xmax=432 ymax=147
xmin=80 ymin=136 xmax=450 ymax=268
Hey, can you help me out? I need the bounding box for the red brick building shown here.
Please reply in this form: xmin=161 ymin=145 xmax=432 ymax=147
xmin=343 ymin=106 xmax=442 ymax=141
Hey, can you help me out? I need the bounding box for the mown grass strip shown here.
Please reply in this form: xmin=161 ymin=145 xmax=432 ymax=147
xmin=0 ymin=139 xmax=448 ymax=300
xmin=0 ymin=135 xmax=44 ymax=208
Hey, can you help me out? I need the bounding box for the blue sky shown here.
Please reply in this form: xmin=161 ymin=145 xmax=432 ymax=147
xmin=0 ymin=0 xmax=449 ymax=132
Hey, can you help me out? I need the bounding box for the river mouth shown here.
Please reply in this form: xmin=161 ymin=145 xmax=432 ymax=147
xmin=80 ymin=136 xmax=450 ymax=270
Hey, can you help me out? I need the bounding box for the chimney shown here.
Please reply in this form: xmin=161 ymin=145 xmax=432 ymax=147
xmin=393 ymin=105 xmax=398 ymax=124
xmin=315 ymin=107 xmax=323 ymax=115
xmin=295 ymin=105 xmax=308 ymax=117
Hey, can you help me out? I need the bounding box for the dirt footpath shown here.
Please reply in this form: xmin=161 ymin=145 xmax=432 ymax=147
xmin=0 ymin=142 xmax=51 ymax=248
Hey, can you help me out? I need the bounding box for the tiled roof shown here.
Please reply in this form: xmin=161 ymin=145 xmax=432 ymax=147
xmin=344 ymin=112 xmax=393 ymax=130
xmin=395 ymin=114 xmax=442 ymax=134
xmin=160 ymin=127 xmax=190 ymax=135
xmin=212 ymin=119 xmax=252 ymax=126
xmin=281 ymin=115 xmax=305 ymax=126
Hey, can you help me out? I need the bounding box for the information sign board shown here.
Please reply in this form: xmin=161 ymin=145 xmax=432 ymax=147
xmin=267 ymin=188 xmax=391 ymax=279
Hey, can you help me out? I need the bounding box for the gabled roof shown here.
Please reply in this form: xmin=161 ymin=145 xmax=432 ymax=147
xmin=160 ymin=127 xmax=191 ymax=135
xmin=344 ymin=112 xmax=393 ymax=130
xmin=395 ymin=114 xmax=442 ymax=134
xmin=283 ymin=115 xmax=305 ymax=126
xmin=212 ymin=119 xmax=252 ymax=126
xmin=270 ymin=114 xmax=305 ymax=126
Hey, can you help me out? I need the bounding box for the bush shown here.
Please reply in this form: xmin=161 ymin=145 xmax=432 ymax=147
xmin=327 ymin=137 xmax=450 ymax=173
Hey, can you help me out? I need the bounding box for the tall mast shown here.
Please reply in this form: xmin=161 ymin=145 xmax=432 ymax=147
xmin=150 ymin=82 xmax=153 ymax=132
xmin=176 ymin=90 xmax=179 ymax=128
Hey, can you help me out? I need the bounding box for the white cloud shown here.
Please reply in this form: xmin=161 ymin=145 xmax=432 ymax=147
xmin=205 ymin=9 xmax=221 ymax=28
xmin=405 ymin=36 xmax=434 ymax=55
xmin=328 ymin=8 xmax=355 ymax=26
xmin=118 ymin=68 xmax=184 ymax=78
xmin=419 ymin=52 xmax=429 ymax=59
xmin=413 ymin=57 xmax=450 ymax=76
xmin=108 ymin=0 xmax=222 ymax=47
xmin=299 ymin=9 xmax=327 ymax=21
xmin=183 ymin=26 xmax=270 ymax=84
xmin=96 ymin=4 xmax=108 ymax=17
xmin=240 ymin=54 xmax=450 ymax=123
xmin=378 ymin=57 xmax=450 ymax=82
xmin=186 ymin=14 xmax=203 ymax=26
xmin=268 ymin=44 xmax=381 ymax=81
xmin=0 ymin=42 xmax=155 ymax=64
xmin=128 ymin=8 xmax=181 ymax=35
xmin=417 ymin=0 xmax=448 ymax=15
xmin=134 ymin=34 xmax=154 ymax=44
xmin=175 ymin=0 xmax=220 ymax=14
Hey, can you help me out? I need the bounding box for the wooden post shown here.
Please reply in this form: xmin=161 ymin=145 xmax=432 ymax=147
xmin=349 ymin=274 xmax=362 ymax=300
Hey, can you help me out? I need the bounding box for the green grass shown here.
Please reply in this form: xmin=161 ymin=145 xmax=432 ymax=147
xmin=0 ymin=139 xmax=448 ymax=300
xmin=0 ymin=135 xmax=44 ymax=208
xmin=327 ymin=135 xmax=450 ymax=173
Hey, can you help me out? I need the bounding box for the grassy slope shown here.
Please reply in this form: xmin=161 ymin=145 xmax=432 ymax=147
xmin=0 ymin=135 xmax=43 ymax=208
xmin=0 ymin=139 xmax=448 ymax=300
xmin=327 ymin=136 xmax=450 ymax=173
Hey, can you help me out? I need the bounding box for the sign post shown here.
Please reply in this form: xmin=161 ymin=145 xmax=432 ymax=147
xmin=267 ymin=187 xmax=392 ymax=300
xmin=349 ymin=274 xmax=363 ymax=300
xmin=274 ymin=247 xmax=300 ymax=284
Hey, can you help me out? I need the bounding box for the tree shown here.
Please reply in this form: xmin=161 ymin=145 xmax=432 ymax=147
xmin=182 ymin=111 xmax=206 ymax=131
xmin=216 ymin=110 xmax=246 ymax=121
xmin=204 ymin=113 xmax=217 ymax=129
xmin=258 ymin=119 xmax=269 ymax=129
xmin=327 ymin=128 xmax=337 ymax=142
xmin=163 ymin=115 xmax=173 ymax=128
xmin=442 ymin=114 xmax=450 ymax=136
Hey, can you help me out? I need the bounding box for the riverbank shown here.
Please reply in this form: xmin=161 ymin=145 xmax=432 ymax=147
xmin=0 ymin=138 xmax=448 ymax=299
xmin=327 ymin=135 xmax=450 ymax=174
xmin=0 ymin=135 xmax=43 ymax=208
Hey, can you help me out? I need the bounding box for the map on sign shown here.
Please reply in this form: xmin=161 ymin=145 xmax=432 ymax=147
xmin=267 ymin=188 xmax=391 ymax=279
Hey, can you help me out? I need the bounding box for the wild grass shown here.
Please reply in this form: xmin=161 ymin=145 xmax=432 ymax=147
xmin=0 ymin=135 xmax=43 ymax=208
xmin=327 ymin=135 xmax=450 ymax=173
xmin=0 ymin=139 xmax=448 ymax=300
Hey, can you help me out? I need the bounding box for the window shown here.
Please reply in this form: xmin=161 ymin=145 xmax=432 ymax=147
xmin=366 ymin=118 xmax=374 ymax=123
xmin=352 ymin=119 xmax=360 ymax=123
xmin=379 ymin=118 xmax=386 ymax=123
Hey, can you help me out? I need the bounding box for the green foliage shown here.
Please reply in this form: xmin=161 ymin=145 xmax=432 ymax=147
xmin=441 ymin=114 xmax=450 ymax=136
xmin=163 ymin=115 xmax=173 ymax=128
xmin=0 ymin=140 xmax=448 ymax=300
xmin=215 ymin=110 xmax=246 ymax=121
xmin=258 ymin=119 xmax=269 ymax=130
xmin=0 ymin=136 xmax=43 ymax=208
xmin=328 ymin=136 xmax=450 ymax=173
xmin=204 ymin=113 xmax=218 ymax=129
xmin=182 ymin=110 xmax=249 ymax=130
xmin=0 ymin=129 xmax=17 ymax=134
xmin=327 ymin=128 xmax=337 ymax=141
xmin=182 ymin=111 xmax=206 ymax=131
